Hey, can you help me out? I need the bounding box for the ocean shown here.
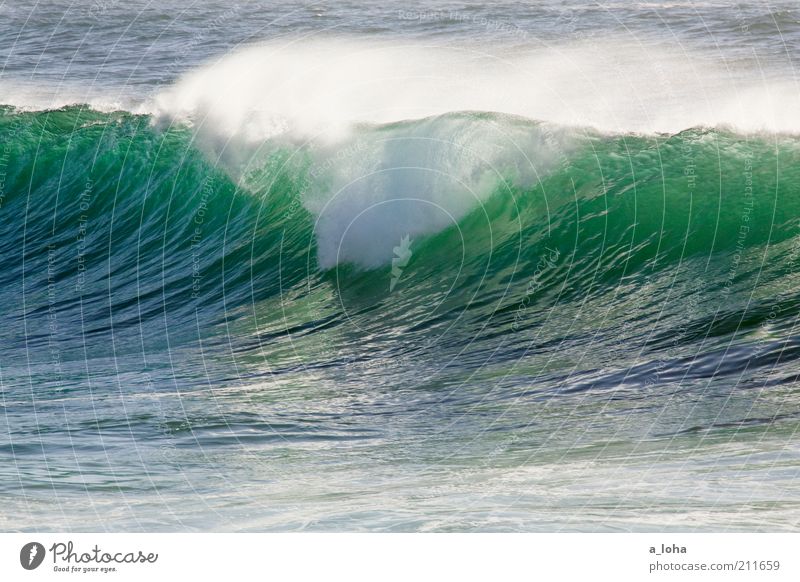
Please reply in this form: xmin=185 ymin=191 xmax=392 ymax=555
xmin=1 ymin=0 xmax=800 ymax=531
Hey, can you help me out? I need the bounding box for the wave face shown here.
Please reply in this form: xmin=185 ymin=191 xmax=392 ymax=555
xmin=3 ymin=4 xmax=800 ymax=530
xmin=3 ymin=105 xmax=800 ymax=395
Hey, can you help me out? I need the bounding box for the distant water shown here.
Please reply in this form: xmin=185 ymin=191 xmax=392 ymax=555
xmin=2 ymin=1 xmax=800 ymax=531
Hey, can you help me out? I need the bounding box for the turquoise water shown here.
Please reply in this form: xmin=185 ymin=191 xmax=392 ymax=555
xmin=1 ymin=1 xmax=800 ymax=531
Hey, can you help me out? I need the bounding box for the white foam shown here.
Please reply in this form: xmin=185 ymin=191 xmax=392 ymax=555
xmin=300 ymin=114 xmax=566 ymax=269
xmin=4 ymin=38 xmax=798 ymax=135
xmin=152 ymin=38 xmax=800 ymax=139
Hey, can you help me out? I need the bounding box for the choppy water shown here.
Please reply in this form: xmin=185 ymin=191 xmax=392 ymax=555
xmin=1 ymin=0 xmax=800 ymax=531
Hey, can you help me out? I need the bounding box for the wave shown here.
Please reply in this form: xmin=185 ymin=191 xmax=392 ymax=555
xmin=2 ymin=104 xmax=800 ymax=370
xmin=152 ymin=39 xmax=800 ymax=137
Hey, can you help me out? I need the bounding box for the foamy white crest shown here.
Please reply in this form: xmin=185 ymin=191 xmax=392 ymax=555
xmin=153 ymin=38 xmax=800 ymax=138
xmin=301 ymin=115 xmax=565 ymax=269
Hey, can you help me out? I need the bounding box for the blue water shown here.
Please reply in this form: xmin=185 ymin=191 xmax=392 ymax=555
xmin=1 ymin=1 xmax=800 ymax=531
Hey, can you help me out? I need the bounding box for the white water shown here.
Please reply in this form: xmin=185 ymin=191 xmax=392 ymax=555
xmin=6 ymin=38 xmax=796 ymax=135
xmin=154 ymin=38 xmax=800 ymax=137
